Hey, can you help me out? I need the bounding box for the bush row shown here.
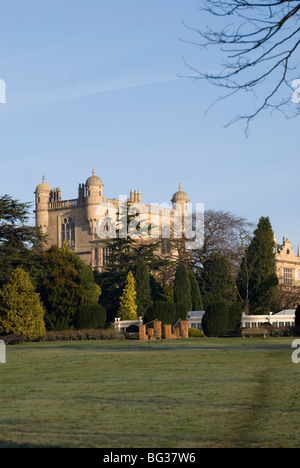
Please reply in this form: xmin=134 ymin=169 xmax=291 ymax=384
xmin=38 ymin=328 xmax=124 ymax=342
xmin=144 ymin=301 xmax=188 ymax=326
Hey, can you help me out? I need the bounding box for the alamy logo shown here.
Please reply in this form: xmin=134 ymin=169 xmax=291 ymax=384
xmin=0 ymin=339 xmax=6 ymax=364
xmin=291 ymin=340 xmax=300 ymax=364
xmin=0 ymin=79 xmax=6 ymax=103
xmin=95 ymin=198 xmax=204 ymax=250
xmin=291 ymin=79 xmax=300 ymax=104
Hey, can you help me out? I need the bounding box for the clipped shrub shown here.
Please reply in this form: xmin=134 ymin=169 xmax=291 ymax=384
xmin=188 ymin=327 xmax=204 ymax=338
xmin=144 ymin=301 xmax=178 ymax=326
xmin=202 ymin=301 xmax=229 ymax=337
xmin=74 ymin=304 xmax=106 ymax=330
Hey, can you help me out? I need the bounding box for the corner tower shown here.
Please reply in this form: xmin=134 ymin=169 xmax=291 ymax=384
xmin=34 ymin=175 xmax=51 ymax=233
xmin=85 ymin=168 xmax=104 ymax=223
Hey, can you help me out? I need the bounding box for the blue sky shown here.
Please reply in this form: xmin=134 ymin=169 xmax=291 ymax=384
xmin=0 ymin=0 xmax=299 ymax=250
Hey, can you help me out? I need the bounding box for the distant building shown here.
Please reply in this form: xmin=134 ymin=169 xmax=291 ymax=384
xmin=187 ymin=310 xmax=296 ymax=332
xmin=34 ymin=168 xmax=190 ymax=271
xmin=187 ymin=311 xmax=206 ymax=332
xmin=274 ymin=236 xmax=300 ymax=288
xmin=274 ymin=236 xmax=300 ymax=308
xmin=241 ymin=310 xmax=295 ymax=329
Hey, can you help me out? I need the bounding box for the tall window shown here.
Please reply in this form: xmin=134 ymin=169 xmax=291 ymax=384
xmin=102 ymin=247 xmax=112 ymax=266
xmin=62 ymin=217 xmax=75 ymax=247
xmin=284 ymin=268 xmax=293 ymax=286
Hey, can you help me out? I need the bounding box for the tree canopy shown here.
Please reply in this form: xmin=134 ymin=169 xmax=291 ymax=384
xmin=118 ymin=271 xmax=138 ymax=320
xmin=0 ymin=268 xmax=45 ymax=340
xmin=0 ymin=195 xmax=46 ymax=284
xmin=201 ymin=252 xmax=237 ymax=309
xmin=174 ymin=263 xmax=192 ymax=312
xmin=38 ymin=243 xmax=101 ymax=330
xmin=237 ymin=216 xmax=278 ymax=314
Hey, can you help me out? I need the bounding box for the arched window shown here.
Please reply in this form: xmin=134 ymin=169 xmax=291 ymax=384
xmin=61 ymin=217 xmax=75 ymax=247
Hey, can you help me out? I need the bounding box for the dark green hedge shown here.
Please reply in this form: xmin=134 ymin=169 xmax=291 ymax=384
xmin=74 ymin=304 xmax=106 ymax=330
xmin=144 ymin=301 xmax=187 ymax=326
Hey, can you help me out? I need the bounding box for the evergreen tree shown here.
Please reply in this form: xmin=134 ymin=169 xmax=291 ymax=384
xmin=37 ymin=243 xmax=101 ymax=330
xmin=201 ymin=252 xmax=237 ymax=309
xmin=149 ymin=275 xmax=163 ymax=303
xmin=0 ymin=194 xmax=46 ymax=285
xmin=74 ymin=304 xmax=106 ymax=329
xmin=118 ymin=271 xmax=138 ymax=320
xmin=237 ymin=216 xmax=278 ymax=314
xmin=159 ymin=283 xmax=175 ymax=304
xmin=134 ymin=257 xmax=152 ymax=316
xmin=202 ymin=301 xmax=229 ymax=337
xmin=144 ymin=301 xmax=182 ymax=326
xmin=188 ymin=269 xmax=203 ymax=311
xmin=96 ymin=202 xmax=167 ymax=321
xmin=228 ymin=301 xmax=243 ymax=330
xmin=0 ymin=268 xmax=45 ymax=340
xmin=173 ymin=263 xmax=192 ymax=312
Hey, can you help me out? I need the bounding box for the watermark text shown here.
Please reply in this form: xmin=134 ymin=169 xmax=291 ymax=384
xmin=0 ymin=79 xmax=6 ymax=103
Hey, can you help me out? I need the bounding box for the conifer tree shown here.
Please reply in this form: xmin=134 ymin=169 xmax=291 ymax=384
xmin=237 ymin=216 xmax=278 ymax=314
xmin=159 ymin=284 xmax=175 ymax=304
xmin=202 ymin=301 xmax=229 ymax=337
xmin=0 ymin=268 xmax=45 ymax=340
xmin=37 ymin=243 xmax=101 ymax=330
xmin=173 ymin=263 xmax=192 ymax=312
xmin=188 ymin=269 xmax=203 ymax=311
xmin=134 ymin=257 xmax=152 ymax=316
xmin=118 ymin=271 xmax=138 ymax=320
xmin=0 ymin=194 xmax=46 ymax=285
xmin=201 ymin=252 xmax=237 ymax=309
xmin=97 ymin=202 xmax=167 ymax=321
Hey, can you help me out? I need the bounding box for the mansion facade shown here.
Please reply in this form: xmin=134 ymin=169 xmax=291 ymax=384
xmin=34 ymin=168 xmax=190 ymax=270
xmin=274 ymin=236 xmax=300 ymax=288
xmin=274 ymin=235 xmax=300 ymax=308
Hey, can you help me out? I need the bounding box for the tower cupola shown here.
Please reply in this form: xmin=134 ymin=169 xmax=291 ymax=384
xmin=171 ymin=183 xmax=189 ymax=213
xmin=85 ymin=168 xmax=104 ymax=222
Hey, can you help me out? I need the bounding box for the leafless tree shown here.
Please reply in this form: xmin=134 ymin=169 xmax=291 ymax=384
xmin=182 ymin=0 xmax=300 ymax=132
xmin=191 ymin=209 xmax=254 ymax=273
xmin=277 ymin=284 xmax=300 ymax=309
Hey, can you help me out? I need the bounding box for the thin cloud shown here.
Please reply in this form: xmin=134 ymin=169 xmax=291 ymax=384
xmin=10 ymin=74 xmax=180 ymax=107
xmin=0 ymin=46 xmax=60 ymax=68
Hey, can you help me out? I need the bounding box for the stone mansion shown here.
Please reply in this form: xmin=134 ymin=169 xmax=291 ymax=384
xmin=34 ymin=168 xmax=300 ymax=305
xmin=34 ymin=168 xmax=190 ymax=270
xmin=274 ymin=235 xmax=300 ymax=307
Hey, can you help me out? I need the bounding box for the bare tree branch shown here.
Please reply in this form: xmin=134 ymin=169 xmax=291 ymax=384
xmin=182 ymin=0 xmax=300 ymax=132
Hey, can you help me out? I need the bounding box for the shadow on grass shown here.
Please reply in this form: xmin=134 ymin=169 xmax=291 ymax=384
xmin=0 ymin=440 xmax=63 ymax=448
xmin=24 ymin=340 xmax=292 ymax=354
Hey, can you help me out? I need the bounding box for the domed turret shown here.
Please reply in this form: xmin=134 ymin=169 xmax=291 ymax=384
xmin=34 ymin=175 xmax=52 ymax=232
xmin=171 ymin=183 xmax=189 ymax=212
xmin=85 ymin=168 xmax=104 ymax=222
xmin=35 ymin=175 xmax=52 ymax=194
xmin=85 ymin=167 xmax=104 ymax=189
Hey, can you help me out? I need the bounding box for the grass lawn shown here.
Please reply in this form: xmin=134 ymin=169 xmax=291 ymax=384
xmin=0 ymin=337 xmax=300 ymax=448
